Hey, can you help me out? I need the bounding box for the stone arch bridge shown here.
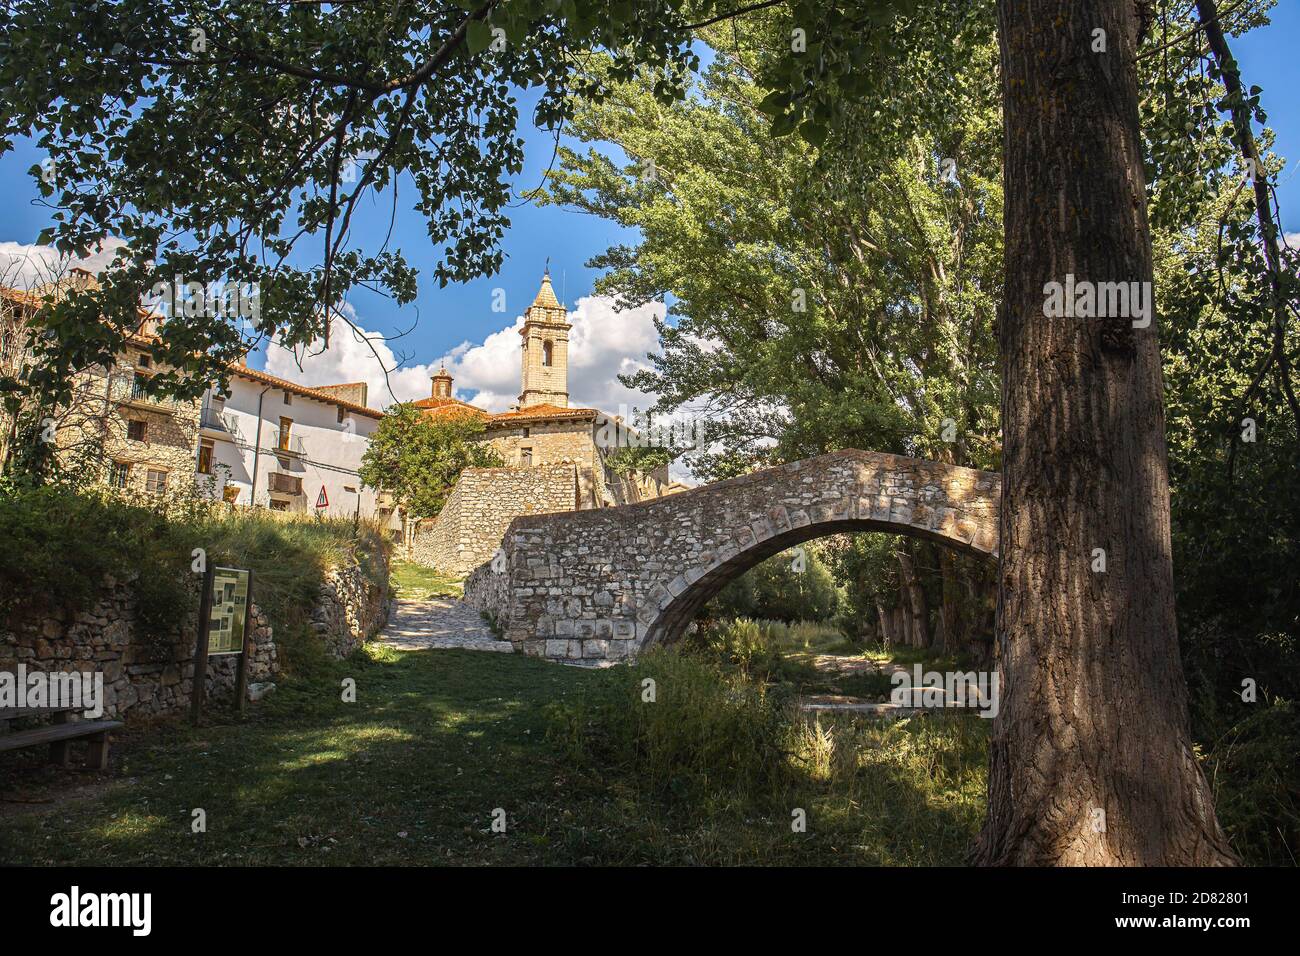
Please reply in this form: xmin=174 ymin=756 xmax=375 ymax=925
xmin=464 ymin=449 xmax=1000 ymax=663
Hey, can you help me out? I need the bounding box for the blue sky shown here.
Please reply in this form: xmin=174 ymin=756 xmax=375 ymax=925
xmin=2 ymin=9 xmax=1297 ymax=410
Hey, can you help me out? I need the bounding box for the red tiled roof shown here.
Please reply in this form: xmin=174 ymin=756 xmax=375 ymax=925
xmin=412 ymin=395 xmax=491 ymax=421
xmin=2 ymin=282 xmax=378 ymax=420
xmin=487 ymin=403 xmax=598 ymax=425
xmin=412 ymin=397 xmax=597 ymax=426
xmin=228 ymin=364 xmax=382 ymax=419
xmin=2 ymin=284 xmax=164 ymax=347
xmin=0 ymin=286 xmax=44 ymax=309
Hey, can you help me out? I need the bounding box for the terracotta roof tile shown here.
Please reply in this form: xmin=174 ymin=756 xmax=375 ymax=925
xmin=2 ymin=282 xmax=382 ymax=420
xmin=488 ymin=403 xmax=598 ymax=424
xmin=228 ymin=364 xmax=382 ymax=419
xmin=412 ymin=395 xmax=491 ymax=420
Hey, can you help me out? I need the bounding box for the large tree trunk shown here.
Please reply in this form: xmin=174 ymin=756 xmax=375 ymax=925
xmin=938 ymin=550 xmax=965 ymax=656
xmin=896 ymin=545 xmax=930 ymax=649
xmin=876 ymin=601 xmax=905 ymax=649
xmin=977 ymin=0 xmax=1235 ymax=864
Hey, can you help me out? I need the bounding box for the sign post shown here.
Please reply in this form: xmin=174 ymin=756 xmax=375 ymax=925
xmin=190 ymin=564 xmax=215 ymax=726
xmin=191 ymin=565 xmax=254 ymax=725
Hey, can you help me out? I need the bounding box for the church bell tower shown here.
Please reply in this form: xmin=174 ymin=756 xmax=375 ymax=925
xmin=518 ymin=268 xmax=571 ymax=408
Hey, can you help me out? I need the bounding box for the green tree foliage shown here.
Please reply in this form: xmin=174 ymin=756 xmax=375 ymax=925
xmin=358 ymin=405 xmax=502 ymax=520
xmin=0 ymin=0 xmax=708 ymax=428
xmin=540 ymin=13 xmax=1002 ymax=480
xmin=536 ymin=12 xmax=1001 ymax=643
xmin=1141 ymin=1 xmax=1300 ymax=861
xmin=707 ymin=547 xmax=841 ymax=624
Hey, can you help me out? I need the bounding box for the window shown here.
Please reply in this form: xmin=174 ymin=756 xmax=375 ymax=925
xmin=520 ymin=446 xmax=532 ymax=467
xmin=127 ymin=419 xmax=147 ymax=442
xmin=337 ymin=406 xmax=347 ymax=424
xmin=137 ymin=354 xmax=151 ymax=369
xmin=521 ymin=427 xmax=530 ymax=438
xmin=278 ymin=416 xmax=293 ymax=450
xmin=131 ymin=372 xmax=150 ymax=399
xmin=283 ymin=392 xmax=292 ymax=405
xmin=269 ymin=499 xmax=290 ymax=511
xmin=197 ymin=438 xmax=214 ymax=475
xmin=542 ymin=340 xmax=554 ymax=367
xmin=108 ymin=461 xmax=130 ymax=489
xmin=145 ymin=469 xmax=167 ymax=495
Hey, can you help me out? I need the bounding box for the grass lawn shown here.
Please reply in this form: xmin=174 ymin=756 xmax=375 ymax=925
xmin=0 ymin=639 xmax=986 ymax=865
xmin=389 ymin=559 xmax=463 ymax=601
xmin=1 ymin=646 xmax=592 ymax=865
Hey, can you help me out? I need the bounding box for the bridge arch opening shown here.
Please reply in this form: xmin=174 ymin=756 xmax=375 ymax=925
xmin=643 ymin=517 xmax=995 ymax=651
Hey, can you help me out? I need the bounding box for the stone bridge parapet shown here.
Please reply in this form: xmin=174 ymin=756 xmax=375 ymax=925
xmin=464 ymin=449 xmax=999 ymax=662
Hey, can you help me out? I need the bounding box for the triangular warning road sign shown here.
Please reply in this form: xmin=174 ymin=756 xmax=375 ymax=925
xmin=316 ymin=485 xmax=329 ymax=509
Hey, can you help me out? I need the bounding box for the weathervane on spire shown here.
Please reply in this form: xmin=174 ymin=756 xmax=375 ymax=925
xmin=544 ymin=256 xmax=550 ymax=277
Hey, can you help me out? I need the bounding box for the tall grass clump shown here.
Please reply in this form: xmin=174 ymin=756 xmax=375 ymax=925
xmin=546 ymin=645 xmax=991 ymax=863
xmin=546 ymin=649 xmax=795 ymax=810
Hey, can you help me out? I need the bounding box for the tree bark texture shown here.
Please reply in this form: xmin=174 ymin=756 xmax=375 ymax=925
xmin=977 ymin=0 xmax=1236 ymax=865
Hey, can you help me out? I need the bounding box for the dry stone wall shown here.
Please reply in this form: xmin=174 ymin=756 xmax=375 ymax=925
xmin=0 ymin=575 xmax=276 ymax=721
xmin=2 ymin=546 xmax=390 ymax=720
xmin=410 ymin=463 xmax=577 ymax=577
xmin=465 ymin=450 xmax=1000 ymax=663
xmin=311 ymin=550 xmax=393 ymax=658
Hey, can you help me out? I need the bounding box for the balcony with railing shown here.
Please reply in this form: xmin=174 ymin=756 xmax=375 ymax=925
xmin=270 ymin=428 xmax=306 ymax=458
xmin=267 ymin=471 xmax=303 ymax=496
xmin=199 ymin=403 xmax=240 ymax=438
xmin=111 ymin=372 xmax=184 ymax=413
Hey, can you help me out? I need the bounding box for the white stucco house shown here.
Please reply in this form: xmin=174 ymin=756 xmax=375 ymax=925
xmin=196 ymin=361 xmax=388 ymax=522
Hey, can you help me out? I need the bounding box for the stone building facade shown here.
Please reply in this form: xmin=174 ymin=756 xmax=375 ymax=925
xmin=409 ymin=271 xmax=686 ymax=576
xmin=0 ymin=270 xmax=201 ymax=494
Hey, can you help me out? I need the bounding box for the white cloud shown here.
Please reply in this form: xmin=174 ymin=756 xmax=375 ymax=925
xmin=1285 ymin=232 xmax=1299 ymax=249
xmin=263 ymin=301 xmax=445 ymax=409
xmin=262 ymin=294 xmax=668 ymax=417
xmin=0 ymin=237 xmax=131 ymax=290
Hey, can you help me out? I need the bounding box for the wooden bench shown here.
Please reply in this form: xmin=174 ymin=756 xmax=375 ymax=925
xmin=0 ymin=706 xmax=124 ymax=770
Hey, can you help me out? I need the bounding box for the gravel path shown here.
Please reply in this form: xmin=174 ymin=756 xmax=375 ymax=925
xmin=378 ymin=598 xmax=514 ymax=652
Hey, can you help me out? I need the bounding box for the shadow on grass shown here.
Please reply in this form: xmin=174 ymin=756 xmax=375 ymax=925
xmin=1 ymin=647 xmax=985 ymax=866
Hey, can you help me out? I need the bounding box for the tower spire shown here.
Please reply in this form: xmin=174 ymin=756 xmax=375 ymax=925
xmin=518 ymin=266 xmax=571 ymax=408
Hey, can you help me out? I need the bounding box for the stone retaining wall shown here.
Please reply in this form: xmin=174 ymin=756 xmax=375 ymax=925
xmin=0 ymin=575 xmax=277 ymax=721
xmin=311 ymin=550 xmax=392 ymax=658
xmin=409 ymin=463 xmax=577 ymax=577
xmin=2 ymin=544 xmax=390 ymax=720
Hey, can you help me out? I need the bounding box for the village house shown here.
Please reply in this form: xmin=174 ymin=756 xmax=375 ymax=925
xmin=0 ymin=270 xmax=201 ymax=493
xmin=196 ymin=364 xmax=387 ymax=521
xmin=1 ymin=271 xmax=389 ymax=523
